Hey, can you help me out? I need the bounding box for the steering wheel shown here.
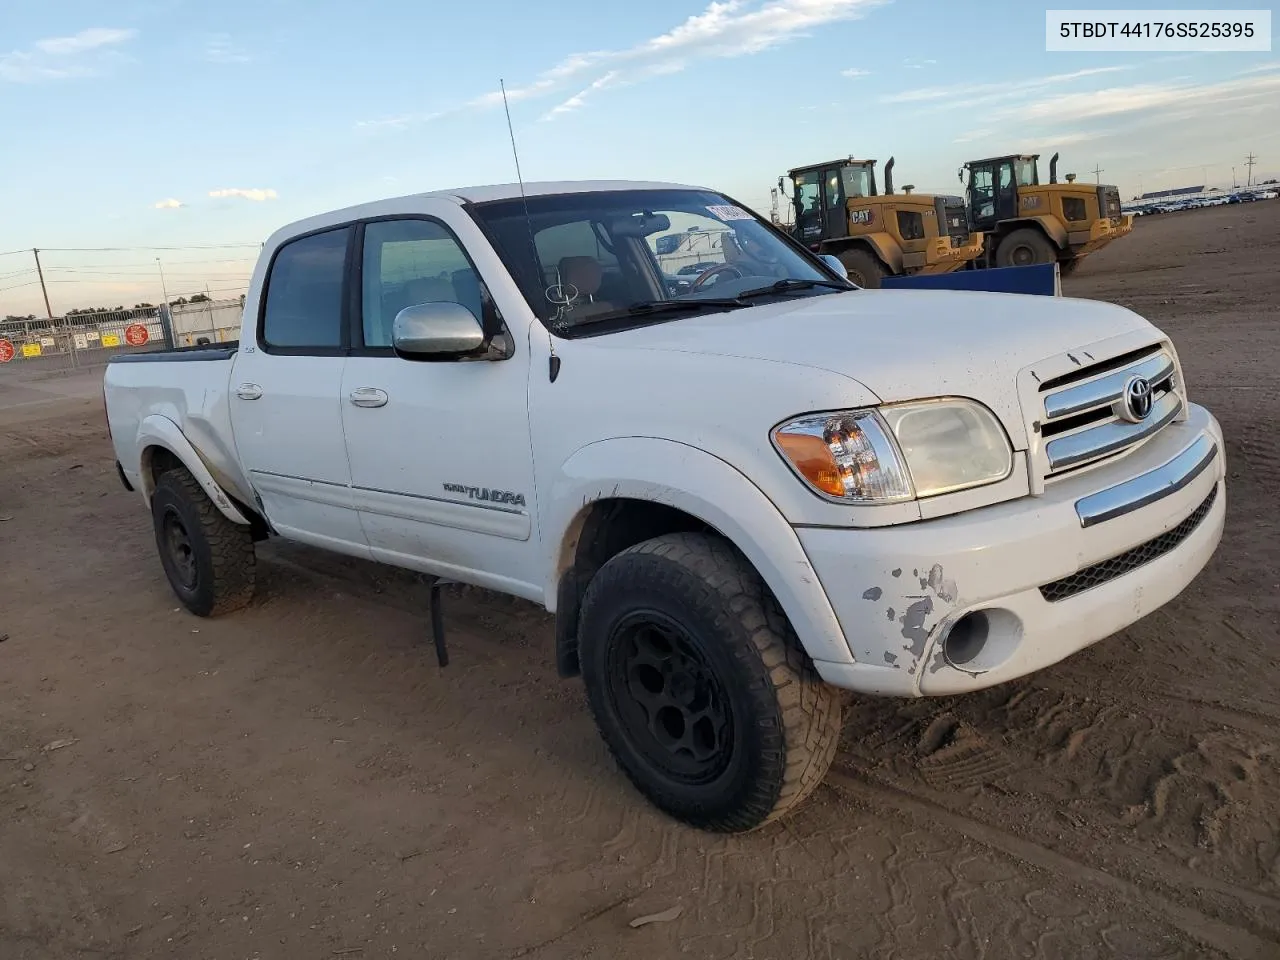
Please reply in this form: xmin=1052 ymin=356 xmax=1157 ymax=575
xmin=690 ymin=263 xmax=745 ymax=290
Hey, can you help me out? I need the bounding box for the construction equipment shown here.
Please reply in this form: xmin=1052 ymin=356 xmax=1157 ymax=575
xmin=780 ymin=157 xmax=984 ymax=288
xmin=960 ymin=152 xmax=1134 ymax=273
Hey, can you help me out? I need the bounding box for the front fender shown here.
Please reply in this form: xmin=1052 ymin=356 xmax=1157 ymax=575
xmin=136 ymin=415 xmax=250 ymax=525
xmin=545 ymin=436 xmax=854 ymax=666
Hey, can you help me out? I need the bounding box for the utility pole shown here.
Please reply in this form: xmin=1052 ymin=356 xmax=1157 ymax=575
xmin=1245 ymin=152 xmax=1257 ymax=187
xmin=156 ymin=257 xmax=171 ymax=306
xmin=1092 ymin=163 xmax=1104 ymax=184
xmin=1233 ymin=167 xmax=1238 ymax=189
xmin=32 ymin=248 xmax=53 ymax=318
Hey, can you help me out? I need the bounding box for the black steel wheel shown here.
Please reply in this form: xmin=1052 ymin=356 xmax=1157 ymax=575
xmin=150 ymin=466 xmax=256 ymax=617
xmin=604 ymin=610 xmax=735 ymax=786
xmin=578 ymin=532 xmax=843 ymax=833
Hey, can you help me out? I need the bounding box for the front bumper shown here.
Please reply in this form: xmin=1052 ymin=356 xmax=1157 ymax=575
xmin=1068 ymin=214 xmax=1135 ymax=254
xmin=919 ymin=234 xmax=985 ymax=274
xmin=799 ymin=404 xmax=1225 ymax=697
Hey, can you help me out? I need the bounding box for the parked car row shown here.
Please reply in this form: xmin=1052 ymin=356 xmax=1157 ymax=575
xmin=1127 ymin=189 xmax=1278 ymax=216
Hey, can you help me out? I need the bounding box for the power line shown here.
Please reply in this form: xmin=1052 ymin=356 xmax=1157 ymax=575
xmin=36 ymin=243 xmax=262 ymax=252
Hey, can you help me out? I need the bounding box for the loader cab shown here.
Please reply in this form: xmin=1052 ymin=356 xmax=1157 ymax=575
xmin=787 ymin=159 xmax=878 ymax=247
xmin=965 ymin=154 xmax=1038 ymax=231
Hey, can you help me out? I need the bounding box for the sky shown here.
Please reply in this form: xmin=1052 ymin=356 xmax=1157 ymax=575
xmin=1 ymin=0 xmax=1277 ymax=316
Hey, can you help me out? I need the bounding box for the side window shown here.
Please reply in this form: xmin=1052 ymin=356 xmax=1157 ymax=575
xmin=796 ymin=177 xmax=821 ymax=214
xmin=998 ymin=163 xmax=1015 ymax=192
xmin=896 ymin=210 xmax=925 ymax=241
xmin=261 ymin=227 xmax=350 ymax=349
xmin=824 ymin=168 xmax=844 ymax=210
xmin=361 ymin=219 xmax=483 ymax=348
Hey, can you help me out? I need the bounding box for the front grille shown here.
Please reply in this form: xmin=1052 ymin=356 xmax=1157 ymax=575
xmin=1039 ymin=484 xmax=1217 ymax=602
xmin=1038 ymin=344 xmax=1181 ymax=480
xmin=944 ymin=204 xmax=969 ymax=244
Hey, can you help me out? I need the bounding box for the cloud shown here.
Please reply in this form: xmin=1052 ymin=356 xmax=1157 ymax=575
xmin=0 ymin=27 xmax=137 ymax=83
xmin=541 ymin=71 xmax=620 ymax=121
xmin=357 ymin=0 xmax=890 ymax=127
xmin=1010 ymin=72 xmax=1280 ymax=125
xmin=841 ymin=67 xmax=870 ymax=78
xmin=154 ymin=198 xmax=185 ymax=209
xmin=1238 ymin=61 xmax=1279 ymax=75
xmin=209 ymin=188 xmax=278 ymax=201
xmin=902 ymin=57 xmax=936 ymax=69
xmin=35 ymin=28 xmax=136 ymax=56
xmin=205 ymin=34 xmax=250 ymax=64
xmin=885 ymin=66 xmax=1131 ymax=105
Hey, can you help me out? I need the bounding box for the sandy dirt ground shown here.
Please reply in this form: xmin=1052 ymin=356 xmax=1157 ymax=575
xmin=2 ymin=201 xmax=1278 ymax=959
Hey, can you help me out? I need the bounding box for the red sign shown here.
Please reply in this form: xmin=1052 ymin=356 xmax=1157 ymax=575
xmin=0 ymin=339 xmax=14 ymax=363
xmin=124 ymin=323 xmax=150 ymax=346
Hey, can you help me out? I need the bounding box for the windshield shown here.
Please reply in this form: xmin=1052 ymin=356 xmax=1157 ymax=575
xmin=467 ymin=188 xmax=841 ymax=335
xmin=1016 ymin=157 xmax=1038 ymax=186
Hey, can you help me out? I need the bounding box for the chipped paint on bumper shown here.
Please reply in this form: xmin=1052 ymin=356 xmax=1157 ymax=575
xmin=798 ymin=403 xmax=1225 ymax=698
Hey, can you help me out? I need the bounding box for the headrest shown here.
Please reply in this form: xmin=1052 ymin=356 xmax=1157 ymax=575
xmin=558 ymin=256 xmax=603 ymax=297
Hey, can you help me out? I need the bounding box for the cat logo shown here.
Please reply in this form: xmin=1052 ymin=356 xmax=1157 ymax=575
xmin=849 ymin=208 xmax=875 ymax=226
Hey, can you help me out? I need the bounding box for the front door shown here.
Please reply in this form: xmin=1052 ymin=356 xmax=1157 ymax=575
xmin=994 ymin=159 xmax=1019 ymax=223
xmin=339 ymin=214 xmax=540 ymax=596
xmin=967 ymin=162 xmax=998 ymax=231
xmin=228 ymin=224 xmax=369 ymax=556
xmin=820 ymin=166 xmax=847 ymax=240
xmin=792 ymin=169 xmax=825 ymax=247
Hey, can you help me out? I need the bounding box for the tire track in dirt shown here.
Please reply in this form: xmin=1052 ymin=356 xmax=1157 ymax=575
xmin=828 ymin=766 xmax=1272 ymax=959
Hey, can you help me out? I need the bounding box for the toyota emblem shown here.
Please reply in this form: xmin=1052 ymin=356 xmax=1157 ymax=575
xmin=1121 ymin=375 xmax=1154 ymax=422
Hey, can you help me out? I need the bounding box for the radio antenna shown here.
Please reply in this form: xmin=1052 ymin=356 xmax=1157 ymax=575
xmin=500 ymin=78 xmax=561 ymax=382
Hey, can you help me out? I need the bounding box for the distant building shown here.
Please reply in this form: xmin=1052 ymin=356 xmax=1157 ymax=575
xmin=1138 ymin=185 xmax=1205 ymax=201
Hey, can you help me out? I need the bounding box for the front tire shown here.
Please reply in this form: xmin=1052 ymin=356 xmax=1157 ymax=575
xmin=995 ymin=227 xmax=1057 ymax=267
xmin=577 ymin=533 xmax=843 ymax=832
xmin=151 ymin=466 xmax=256 ymax=617
xmin=837 ymin=248 xmax=887 ymax=288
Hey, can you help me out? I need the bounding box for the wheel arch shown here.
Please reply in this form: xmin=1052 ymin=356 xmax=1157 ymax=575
xmin=820 ymin=234 xmax=901 ymax=274
xmin=135 ymin=415 xmax=254 ymax=527
xmin=995 ymin=216 xmax=1067 ymax=249
xmin=546 ymin=437 xmax=854 ymax=677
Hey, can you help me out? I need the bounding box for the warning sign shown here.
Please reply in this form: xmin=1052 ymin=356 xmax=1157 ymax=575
xmin=124 ymin=323 xmax=150 ymax=346
xmin=101 ymin=333 xmax=121 ymax=347
xmin=22 ymin=343 xmax=42 ymax=357
xmin=39 ymin=336 xmax=56 ymax=347
xmin=0 ymin=339 xmax=14 ymax=363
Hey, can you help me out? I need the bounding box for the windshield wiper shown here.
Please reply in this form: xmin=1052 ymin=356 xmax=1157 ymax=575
xmin=559 ymin=297 xmax=747 ymax=330
xmin=735 ymin=278 xmax=854 ymax=299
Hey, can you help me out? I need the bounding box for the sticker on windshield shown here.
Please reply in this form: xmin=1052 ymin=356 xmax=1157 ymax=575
xmin=705 ymin=204 xmax=753 ymax=221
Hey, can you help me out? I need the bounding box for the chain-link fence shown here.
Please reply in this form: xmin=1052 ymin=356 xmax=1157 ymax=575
xmin=0 ymin=299 xmax=243 ymax=380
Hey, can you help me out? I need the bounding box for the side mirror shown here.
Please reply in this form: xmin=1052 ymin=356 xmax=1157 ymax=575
xmin=820 ymin=254 xmax=848 ymax=280
xmin=392 ymin=301 xmax=486 ymax=360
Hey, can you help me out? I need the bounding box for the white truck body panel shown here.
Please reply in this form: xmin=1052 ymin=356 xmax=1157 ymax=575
xmin=103 ymin=180 xmax=1225 ymax=699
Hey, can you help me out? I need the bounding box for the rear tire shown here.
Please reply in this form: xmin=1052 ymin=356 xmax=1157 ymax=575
xmin=995 ymin=228 xmax=1057 ymax=267
xmin=151 ymin=467 xmax=255 ymax=617
xmin=837 ymin=248 xmax=887 ymax=289
xmin=577 ymin=532 xmax=843 ymax=833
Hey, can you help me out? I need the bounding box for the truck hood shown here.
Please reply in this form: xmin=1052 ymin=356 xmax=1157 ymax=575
xmin=589 ymin=288 xmax=1155 ymax=448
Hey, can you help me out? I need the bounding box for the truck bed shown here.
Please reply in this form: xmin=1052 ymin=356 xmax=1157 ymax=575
xmin=109 ymin=341 xmax=239 ymax=363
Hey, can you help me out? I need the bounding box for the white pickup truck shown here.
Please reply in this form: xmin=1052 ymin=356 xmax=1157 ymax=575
xmin=104 ymin=180 xmax=1226 ymax=833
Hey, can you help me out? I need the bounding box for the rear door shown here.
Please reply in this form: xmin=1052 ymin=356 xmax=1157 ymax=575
xmin=229 ymin=225 xmax=369 ymax=556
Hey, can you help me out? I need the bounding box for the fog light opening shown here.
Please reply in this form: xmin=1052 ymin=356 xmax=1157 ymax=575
xmin=943 ymin=611 xmax=990 ymax=667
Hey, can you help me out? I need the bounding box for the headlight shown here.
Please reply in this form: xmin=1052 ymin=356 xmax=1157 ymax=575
xmin=772 ymin=399 xmax=1011 ymax=502
xmin=878 ymin=398 xmax=1012 ymax=497
xmin=771 ymin=410 xmax=913 ymax=502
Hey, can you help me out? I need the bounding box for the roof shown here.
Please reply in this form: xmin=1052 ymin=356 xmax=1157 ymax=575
xmin=1139 ymin=185 xmax=1206 ymax=200
xmin=787 ymin=159 xmax=877 ymax=175
xmin=422 ymin=179 xmax=706 ymax=203
xmin=263 ymin=179 xmax=715 ymax=251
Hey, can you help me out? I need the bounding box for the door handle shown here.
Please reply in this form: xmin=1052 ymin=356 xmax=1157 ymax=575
xmin=349 ymin=387 xmax=389 ymax=408
xmin=236 ymin=382 xmax=263 ymax=400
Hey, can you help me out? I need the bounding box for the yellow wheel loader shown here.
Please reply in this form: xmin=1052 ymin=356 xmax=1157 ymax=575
xmin=781 ymin=157 xmax=984 ymax=288
xmin=961 ymin=152 xmax=1135 ymax=274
